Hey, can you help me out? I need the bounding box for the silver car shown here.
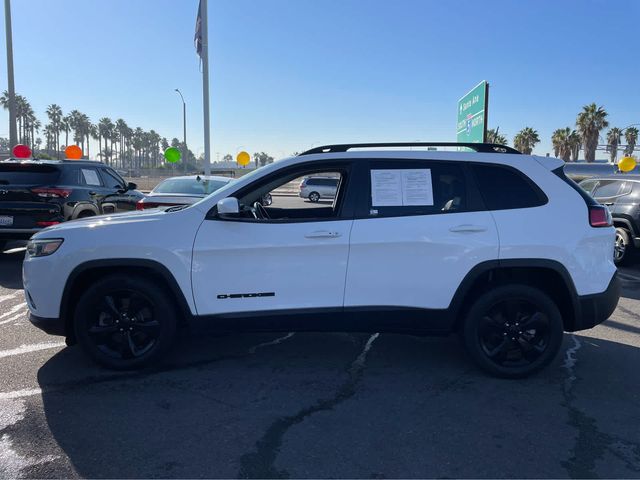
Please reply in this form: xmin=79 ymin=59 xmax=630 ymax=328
xmin=299 ymin=176 xmax=339 ymax=202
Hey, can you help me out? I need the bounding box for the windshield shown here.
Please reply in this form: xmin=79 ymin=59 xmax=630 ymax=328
xmin=0 ymin=163 xmax=61 ymax=185
xmin=152 ymin=177 xmax=230 ymax=195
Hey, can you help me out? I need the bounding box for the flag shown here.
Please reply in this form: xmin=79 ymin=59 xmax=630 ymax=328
xmin=194 ymin=0 xmax=202 ymax=58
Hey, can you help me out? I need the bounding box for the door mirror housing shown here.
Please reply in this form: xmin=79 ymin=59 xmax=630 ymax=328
xmin=217 ymin=197 xmax=240 ymax=217
xmin=126 ymin=182 xmax=137 ymax=191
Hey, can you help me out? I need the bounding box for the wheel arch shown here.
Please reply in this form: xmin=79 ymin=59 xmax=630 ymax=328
xmin=61 ymin=259 xmax=193 ymax=343
xmin=450 ymin=259 xmax=580 ymax=332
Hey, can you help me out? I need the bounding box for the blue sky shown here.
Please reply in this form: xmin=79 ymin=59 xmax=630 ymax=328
xmin=1 ymin=0 xmax=638 ymax=160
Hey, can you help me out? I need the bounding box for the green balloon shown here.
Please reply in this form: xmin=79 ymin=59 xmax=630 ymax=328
xmin=164 ymin=147 xmax=181 ymax=163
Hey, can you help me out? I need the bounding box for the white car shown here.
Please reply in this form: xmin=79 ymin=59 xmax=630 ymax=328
xmin=136 ymin=175 xmax=233 ymax=210
xmin=299 ymin=176 xmax=339 ymax=202
xmin=23 ymin=142 xmax=620 ymax=377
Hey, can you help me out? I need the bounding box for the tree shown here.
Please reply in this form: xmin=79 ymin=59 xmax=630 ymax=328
xmin=486 ymin=128 xmax=508 ymax=145
xmin=222 ymin=154 xmax=233 ymax=162
xmin=46 ymin=104 xmax=63 ymax=158
xmin=569 ymin=130 xmax=581 ymax=162
xmin=551 ymin=128 xmax=574 ymax=161
xmin=606 ymin=127 xmax=622 ymax=164
xmin=252 ymin=152 xmax=274 ymax=167
xmin=624 ymin=127 xmax=638 ymax=156
xmin=513 ymin=127 xmax=540 ymax=154
xmin=576 ymin=103 xmax=609 ymax=162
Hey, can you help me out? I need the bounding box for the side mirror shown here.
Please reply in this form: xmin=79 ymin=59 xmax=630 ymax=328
xmin=217 ymin=197 xmax=240 ymax=217
xmin=261 ymin=193 xmax=273 ymax=206
xmin=127 ymin=182 xmax=137 ymax=191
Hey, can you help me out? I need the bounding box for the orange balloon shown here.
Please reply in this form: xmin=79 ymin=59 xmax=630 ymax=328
xmin=65 ymin=145 xmax=83 ymax=160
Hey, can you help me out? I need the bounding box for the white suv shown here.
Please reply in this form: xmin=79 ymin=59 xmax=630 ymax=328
xmin=299 ymin=176 xmax=339 ymax=202
xmin=23 ymin=143 xmax=620 ymax=377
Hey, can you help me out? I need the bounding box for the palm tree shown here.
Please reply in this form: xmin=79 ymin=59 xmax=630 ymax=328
xmin=61 ymin=115 xmax=71 ymax=149
xmin=576 ymin=103 xmax=609 ymax=162
xmin=46 ymin=104 xmax=63 ymax=158
xmin=569 ymin=130 xmax=581 ymax=162
xmin=624 ymin=127 xmax=638 ymax=156
xmin=552 ymin=128 xmax=573 ymax=161
xmin=513 ymin=127 xmax=540 ymax=154
xmin=606 ymin=127 xmax=623 ymax=164
xmin=486 ymin=128 xmax=508 ymax=145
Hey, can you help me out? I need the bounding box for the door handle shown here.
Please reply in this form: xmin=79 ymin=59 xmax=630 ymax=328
xmin=449 ymin=224 xmax=488 ymax=233
xmin=89 ymin=191 xmax=97 ymax=196
xmin=305 ymin=230 xmax=341 ymax=239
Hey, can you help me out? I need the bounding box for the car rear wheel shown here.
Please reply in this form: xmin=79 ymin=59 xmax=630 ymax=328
xmin=614 ymin=227 xmax=634 ymax=266
xmin=73 ymin=274 xmax=178 ymax=370
xmin=308 ymin=191 xmax=320 ymax=202
xmin=461 ymin=285 xmax=564 ymax=378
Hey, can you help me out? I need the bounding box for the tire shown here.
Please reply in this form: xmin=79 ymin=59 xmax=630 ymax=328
xmin=614 ymin=227 xmax=634 ymax=266
xmin=73 ymin=274 xmax=178 ymax=370
xmin=461 ymin=284 xmax=564 ymax=379
xmin=308 ymin=191 xmax=320 ymax=203
xmin=76 ymin=210 xmax=95 ymax=219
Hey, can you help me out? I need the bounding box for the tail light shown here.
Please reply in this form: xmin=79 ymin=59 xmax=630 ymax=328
xmin=36 ymin=221 xmax=61 ymax=227
xmin=136 ymin=200 xmax=145 ymax=210
xmin=589 ymin=205 xmax=612 ymax=227
xmin=31 ymin=188 xmax=72 ymax=199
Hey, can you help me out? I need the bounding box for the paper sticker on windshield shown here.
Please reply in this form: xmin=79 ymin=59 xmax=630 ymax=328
xmin=371 ymin=169 xmax=433 ymax=206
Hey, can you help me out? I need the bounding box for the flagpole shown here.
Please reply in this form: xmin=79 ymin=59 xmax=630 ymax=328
xmin=201 ymin=0 xmax=211 ymax=176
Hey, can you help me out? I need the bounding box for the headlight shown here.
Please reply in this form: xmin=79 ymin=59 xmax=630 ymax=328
xmin=26 ymin=239 xmax=64 ymax=257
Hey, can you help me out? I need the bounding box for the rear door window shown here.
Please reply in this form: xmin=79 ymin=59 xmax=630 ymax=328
xmin=367 ymin=160 xmax=468 ymax=217
xmin=0 ymin=163 xmax=61 ymax=185
xmin=471 ymin=164 xmax=547 ymax=210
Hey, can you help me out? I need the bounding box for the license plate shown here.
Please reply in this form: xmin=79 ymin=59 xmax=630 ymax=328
xmin=0 ymin=215 xmax=14 ymax=227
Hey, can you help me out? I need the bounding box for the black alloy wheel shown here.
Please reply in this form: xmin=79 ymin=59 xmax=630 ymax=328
xmin=462 ymin=285 xmax=563 ymax=378
xmin=74 ymin=274 xmax=177 ymax=369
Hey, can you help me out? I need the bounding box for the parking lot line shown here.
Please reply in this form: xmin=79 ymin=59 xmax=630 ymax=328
xmin=0 ymin=291 xmax=22 ymax=305
xmin=0 ymin=342 xmax=65 ymax=360
xmin=0 ymin=303 xmax=26 ymax=321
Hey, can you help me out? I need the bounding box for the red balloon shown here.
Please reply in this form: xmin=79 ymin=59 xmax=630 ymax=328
xmin=12 ymin=144 xmax=32 ymax=159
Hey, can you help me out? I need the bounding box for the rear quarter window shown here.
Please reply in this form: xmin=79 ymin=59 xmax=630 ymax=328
xmin=471 ymin=164 xmax=547 ymax=210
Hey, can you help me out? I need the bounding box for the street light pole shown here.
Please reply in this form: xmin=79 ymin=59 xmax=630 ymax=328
xmin=4 ymin=0 xmax=17 ymax=149
xmin=174 ymin=89 xmax=187 ymax=174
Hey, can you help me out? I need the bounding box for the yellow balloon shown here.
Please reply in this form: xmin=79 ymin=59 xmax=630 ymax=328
xmin=237 ymin=151 xmax=250 ymax=166
xmin=619 ymin=156 xmax=637 ymax=172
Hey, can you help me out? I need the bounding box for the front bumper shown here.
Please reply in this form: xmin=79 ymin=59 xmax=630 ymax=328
xmin=29 ymin=313 xmax=66 ymax=336
xmin=570 ymin=272 xmax=621 ymax=331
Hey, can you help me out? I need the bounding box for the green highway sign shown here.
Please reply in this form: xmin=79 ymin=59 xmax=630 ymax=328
xmin=456 ymin=80 xmax=488 ymax=143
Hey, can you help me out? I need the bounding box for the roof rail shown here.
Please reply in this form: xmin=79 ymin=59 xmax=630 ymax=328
xmin=299 ymin=142 xmax=521 ymax=155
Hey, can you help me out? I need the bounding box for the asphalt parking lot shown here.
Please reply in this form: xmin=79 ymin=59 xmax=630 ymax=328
xmin=0 ymin=247 xmax=639 ymax=478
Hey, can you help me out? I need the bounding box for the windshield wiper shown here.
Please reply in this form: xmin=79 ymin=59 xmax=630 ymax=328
xmin=164 ymin=205 xmax=190 ymax=213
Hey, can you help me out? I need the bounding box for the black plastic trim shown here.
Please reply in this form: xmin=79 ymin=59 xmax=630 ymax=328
xmin=574 ymin=272 xmax=620 ymax=331
xmin=28 ymin=313 xmax=65 ymax=336
xmin=300 ymin=142 xmax=521 ymax=155
xmin=60 ymin=259 xmax=194 ymax=335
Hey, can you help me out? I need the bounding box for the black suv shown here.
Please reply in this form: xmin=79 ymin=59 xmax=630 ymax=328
xmin=0 ymin=159 xmax=142 ymax=250
xmin=579 ymin=174 xmax=640 ymax=265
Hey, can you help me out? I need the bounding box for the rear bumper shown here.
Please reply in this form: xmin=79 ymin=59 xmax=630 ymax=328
xmin=29 ymin=313 xmax=66 ymax=336
xmin=571 ymin=272 xmax=620 ymax=331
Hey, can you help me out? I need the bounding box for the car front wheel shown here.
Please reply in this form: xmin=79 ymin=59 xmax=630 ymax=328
xmin=461 ymin=285 xmax=564 ymax=378
xmin=73 ymin=274 xmax=178 ymax=369
xmin=614 ymin=227 xmax=634 ymax=266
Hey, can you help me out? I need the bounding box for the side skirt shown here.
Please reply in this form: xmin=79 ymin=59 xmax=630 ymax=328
xmin=189 ymin=306 xmax=455 ymax=336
